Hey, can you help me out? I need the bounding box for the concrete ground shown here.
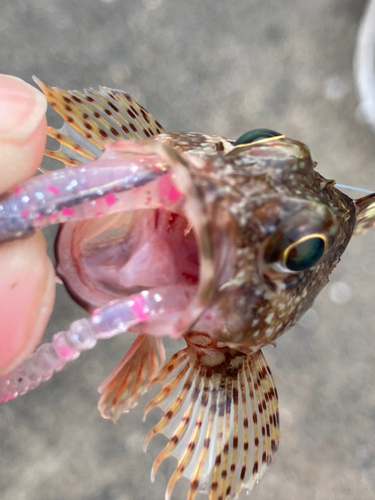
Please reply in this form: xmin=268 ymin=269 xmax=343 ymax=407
xmin=1 ymin=0 xmax=375 ymax=499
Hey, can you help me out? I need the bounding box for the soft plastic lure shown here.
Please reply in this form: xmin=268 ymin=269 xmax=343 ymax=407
xmin=1 ymin=79 xmax=375 ymax=500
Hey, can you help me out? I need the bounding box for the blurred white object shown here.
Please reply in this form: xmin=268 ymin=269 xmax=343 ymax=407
xmin=328 ymin=281 xmax=353 ymax=305
xmin=324 ymin=76 xmax=350 ymax=101
xmin=354 ymin=0 xmax=375 ymax=130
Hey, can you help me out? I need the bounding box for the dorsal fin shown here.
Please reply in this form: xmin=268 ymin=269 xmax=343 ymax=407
xmin=33 ymin=77 xmax=166 ymax=167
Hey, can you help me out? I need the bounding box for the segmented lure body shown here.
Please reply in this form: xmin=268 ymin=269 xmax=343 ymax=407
xmin=1 ymin=80 xmax=374 ymax=500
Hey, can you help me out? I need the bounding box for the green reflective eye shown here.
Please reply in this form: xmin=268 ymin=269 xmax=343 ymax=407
xmin=285 ymin=235 xmax=326 ymax=272
xmin=234 ymin=128 xmax=282 ymax=146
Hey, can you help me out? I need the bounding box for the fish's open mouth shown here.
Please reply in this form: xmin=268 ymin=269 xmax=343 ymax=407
xmin=55 ymin=141 xmax=217 ymax=337
xmin=56 ymin=208 xmax=199 ymax=307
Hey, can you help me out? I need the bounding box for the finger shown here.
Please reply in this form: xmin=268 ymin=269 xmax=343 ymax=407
xmin=0 ymin=75 xmax=54 ymax=375
xmin=0 ymin=74 xmax=47 ymax=193
xmin=0 ymin=233 xmax=56 ymax=375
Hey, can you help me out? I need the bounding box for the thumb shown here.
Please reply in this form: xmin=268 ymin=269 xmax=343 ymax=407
xmin=0 ymin=75 xmax=55 ymax=375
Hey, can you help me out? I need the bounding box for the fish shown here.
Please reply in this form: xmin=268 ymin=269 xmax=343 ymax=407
xmin=0 ymin=79 xmax=375 ymax=500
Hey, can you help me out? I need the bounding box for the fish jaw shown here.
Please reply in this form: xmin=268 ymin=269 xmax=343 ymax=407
xmin=54 ymin=140 xmax=237 ymax=338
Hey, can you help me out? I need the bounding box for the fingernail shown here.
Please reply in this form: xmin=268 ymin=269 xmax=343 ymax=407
xmin=0 ymin=75 xmax=47 ymax=145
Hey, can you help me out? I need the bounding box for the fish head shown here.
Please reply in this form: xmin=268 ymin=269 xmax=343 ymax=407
xmin=177 ymin=133 xmax=357 ymax=351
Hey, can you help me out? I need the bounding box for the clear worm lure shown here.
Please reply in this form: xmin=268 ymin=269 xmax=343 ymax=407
xmin=0 ymin=141 xmax=196 ymax=403
xmin=0 ymin=142 xmax=183 ymax=244
xmin=0 ymin=285 xmax=194 ymax=403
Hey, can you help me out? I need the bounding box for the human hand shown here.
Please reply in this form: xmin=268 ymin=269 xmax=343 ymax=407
xmin=0 ymin=75 xmax=55 ymax=375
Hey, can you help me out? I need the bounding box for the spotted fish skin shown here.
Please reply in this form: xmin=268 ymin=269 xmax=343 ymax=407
xmin=128 ymin=131 xmax=355 ymax=351
xmin=0 ymin=81 xmax=367 ymax=500
xmin=168 ymin=137 xmax=356 ymax=351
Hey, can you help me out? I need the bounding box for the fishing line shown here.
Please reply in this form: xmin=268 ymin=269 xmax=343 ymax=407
xmin=336 ymin=184 xmax=373 ymax=195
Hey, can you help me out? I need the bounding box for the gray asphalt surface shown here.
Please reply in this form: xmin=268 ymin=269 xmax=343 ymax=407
xmin=1 ymin=1 xmax=375 ymax=499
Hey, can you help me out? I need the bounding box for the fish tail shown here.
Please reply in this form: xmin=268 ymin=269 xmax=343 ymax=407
xmin=144 ymin=333 xmax=279 ymax=500
xmin=98 ymin=334 xmax=165 ymax=422
xmin=33 ymin=77 xmax=165 ymax=168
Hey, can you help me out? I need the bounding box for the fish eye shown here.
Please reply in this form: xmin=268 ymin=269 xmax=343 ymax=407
xmin=283 ymin=235 xmax=327 ymax=272
xmin=234 ymin=128 xmax=282 ymax=146
xmin=262 ymin=204 xmax=338 ymax=278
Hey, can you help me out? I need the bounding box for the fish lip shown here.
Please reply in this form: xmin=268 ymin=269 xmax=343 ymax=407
xmin=54 ymin=223 xmax=94 ymax=312
xmin=142 ymin=141 xmax=217 ymax=336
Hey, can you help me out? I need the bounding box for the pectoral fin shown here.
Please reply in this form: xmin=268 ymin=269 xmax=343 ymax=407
xmin=144 ymin=342 xmax=279 ymax=500
xmin=98 ymin=334 xmax=165 ymax=422
xmin=354 ymin=192 xmax=375 ymax=234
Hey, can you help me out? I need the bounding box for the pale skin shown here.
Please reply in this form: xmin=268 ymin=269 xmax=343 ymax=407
xmin=0 ymin=74 xmax=55 ymax=376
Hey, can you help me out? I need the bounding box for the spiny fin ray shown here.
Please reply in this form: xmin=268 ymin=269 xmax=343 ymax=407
xmin=144 ymin=343 xmax=279 ymax=500
xmin=97 ymin=335 xmax=165 ymax=422
xmin=34 ymin=77 xmax=166 ymax=168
